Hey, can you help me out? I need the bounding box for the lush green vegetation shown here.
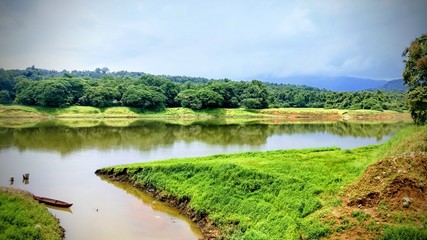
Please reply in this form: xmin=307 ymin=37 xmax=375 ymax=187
xmin=381 ymin=225 xmax=427 ymax=240
xmin=402 ymin=33 xmax=427 ymax=125
xmin=268 ymin=83 xmax=406 ymax=111
xmin=98 ymin=126 xmax=424 ymax=239
xmin=0 ymin=67 xmax=407 ymax=111
xmin=102 ymin=147 xmax=376 ymax=239
xmin=0 ymin=188 xmax=63 ymax=240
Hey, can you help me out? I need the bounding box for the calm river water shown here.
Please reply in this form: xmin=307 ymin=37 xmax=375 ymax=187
xmin=0 ymin=119 xmax=408 ymax=239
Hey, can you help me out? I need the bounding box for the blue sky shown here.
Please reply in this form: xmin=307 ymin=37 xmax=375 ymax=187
xmin=0 ymin=0 xmax=426 ymax=80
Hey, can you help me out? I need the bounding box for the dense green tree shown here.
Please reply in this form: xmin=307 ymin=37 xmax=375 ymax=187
xmin=121 ymin=86 xmax=167 ymax=110
xmin=293 ymin=91 xmax=308 ymax=107
xmin=402 ymin=33 xmax=427 ymax=124
xmin=207 ymin=80 xmax=240 ymax=108
xmin=175 ymin=88 xmax=224 ymax=110
xmin=161 ymin=81 xmax=180 ymax=107
xmin=139 ymin=74 xmax=168 ymax=87
xmin=175 ymin=89 xmax=202 ymax=110
xmin=197 ymin=89 xmax=224 ymax=108
xmin=241 ymin=98 xmax=265 ymax=109
xmin=0 ymin=69 xmax=19 ymax=98
xmin=241 ymin=80 xmax=269 ymax=109
xmin=406 ymin=86 xmax=427 ymax=122
xmin=14 ymin=78 xmax=86 ymax=107
xmin=63 ymin=72 xmax=75 ymax=78
xmin=0 ymin=90 xmax=11 ymax=104
xmin=180 ymin=80 xmax=204 ymax=91
xmin=33 ymin=79 xmax=73 ymax=107
xmin=80 ymin=86 xmax=120 ymax=107
xmin=14 ymin=80 xmax=39 ymax=105
xmin=65 ymin=78 xmax=86 ymax=104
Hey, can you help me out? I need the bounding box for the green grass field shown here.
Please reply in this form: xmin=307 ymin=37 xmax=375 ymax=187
xmin=104 ymin=146 xmax=381 ymax=239
xmin=98 ymin=127 xmax=425 ymax=239
xmin=0 ymin=188 xmax=63 ymax=240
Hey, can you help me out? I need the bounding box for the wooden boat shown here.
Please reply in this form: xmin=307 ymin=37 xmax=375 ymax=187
xmin=33 ymin=195 xmax=73 ymax=208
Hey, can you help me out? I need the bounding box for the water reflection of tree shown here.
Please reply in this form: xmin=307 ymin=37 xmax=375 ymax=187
xmin=0 ymin=121 xmax=408 ymax=154
xmin=175 ymin=124 xmax=270 ymax=146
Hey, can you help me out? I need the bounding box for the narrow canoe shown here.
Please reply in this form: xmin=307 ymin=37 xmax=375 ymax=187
xmin=33 ymin=195 xmax=73 ymax=208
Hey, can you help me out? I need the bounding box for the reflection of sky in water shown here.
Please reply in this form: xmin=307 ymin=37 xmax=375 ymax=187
xmin=0 ymin=148 xmax=203 ymax=240
xmin=0 ymin=122 xmax=401 ymax=240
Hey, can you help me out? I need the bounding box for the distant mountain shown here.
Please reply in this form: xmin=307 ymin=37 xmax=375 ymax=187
xmin=254 ymin=76 xmax=389 ymax=91
xmin=371 ymin=79 xmax=407 ymax=91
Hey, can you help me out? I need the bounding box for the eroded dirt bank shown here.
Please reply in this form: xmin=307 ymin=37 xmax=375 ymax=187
xmin=95 ymin=168 xmax=220 ymax=240
xmin=325 ymin=151 xmax=427 ymax=239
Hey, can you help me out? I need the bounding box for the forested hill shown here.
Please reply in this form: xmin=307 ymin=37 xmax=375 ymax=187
xmin=254 ymin=75 xmax=405 ymax=92
xmin=0 ymin=67 xmax=407 ymax=111
xmin=0 ymin=66 xmax=211 ymax=84
xmin=370 ymin=79 xmax=407 ymax=91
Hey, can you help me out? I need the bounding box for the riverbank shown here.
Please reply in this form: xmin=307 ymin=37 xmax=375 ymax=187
xmin=326 ymin=126 xmax=427 ymax=239
xmin=96 ymin=126 xmax=426 ymax=239
xmin=0 ymin=187 xmax=64 ymax=239
xmin=0 ymin=105 xmax=411 ymax=122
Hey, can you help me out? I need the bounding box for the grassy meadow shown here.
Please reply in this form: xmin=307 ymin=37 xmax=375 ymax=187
xmin=98 ymin=126 xmax=426 ymax=239
xmin=0 ymin=188 xmax=63 ymax=240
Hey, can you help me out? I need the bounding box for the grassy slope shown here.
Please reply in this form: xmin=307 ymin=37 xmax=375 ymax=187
xmin=99 ymin=126 xmax=425 ymax=239
xmin=0 ymin=188 xmax=63 ymax=240
xmin=0 ymin=104 xmax=410 ymax=121
xmin=99 ymin=139 xmax=396 ymax=238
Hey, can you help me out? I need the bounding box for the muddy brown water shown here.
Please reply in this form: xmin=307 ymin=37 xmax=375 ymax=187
xmin=0 ymin=119 xmax=408 ymax=239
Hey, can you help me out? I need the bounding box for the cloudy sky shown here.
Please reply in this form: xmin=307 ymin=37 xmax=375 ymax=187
xmin=0 ymin=0 xmax=426 ymax=80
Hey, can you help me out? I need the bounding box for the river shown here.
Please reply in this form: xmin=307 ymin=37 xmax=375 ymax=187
xmin=0 ymin=119 xmax=408 ymax=239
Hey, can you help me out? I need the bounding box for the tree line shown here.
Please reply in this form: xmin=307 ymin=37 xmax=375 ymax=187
xmin=268 ymin=83 xmax=406 ymax=111
xmin=0 ymin=67 xmax=406 ymax=111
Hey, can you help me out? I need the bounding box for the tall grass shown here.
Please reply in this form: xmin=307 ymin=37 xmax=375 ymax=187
xmin=376 ymin=125 xmax=427 ymax=157
xmin=381 ymin=225 xmax=427 ymax=240
xmin=0 ymin=189 xmax=63 ymax=240
xmin=107 ymin=146 xmax=382 ymax=239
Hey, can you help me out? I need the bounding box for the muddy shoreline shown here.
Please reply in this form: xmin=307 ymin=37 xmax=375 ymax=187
xmin=94 ymin=168 xmax=221 ymax=240
xmin=0 ymin=105 xmax=411 ymax=122
xmin=0 ymin=112 xmax=411 ymax=120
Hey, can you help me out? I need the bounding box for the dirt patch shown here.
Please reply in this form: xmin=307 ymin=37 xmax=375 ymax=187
xmin=95 ymin=169 xmax=220 ymax=240
xmin=346 ymin=152 xmax=426 ymax=211
xmin=347 ymin=191 xmax=382 ymax=208
xmin=325 ymin=151 xmax=427 ymax=239
xmin=288 ymin=112 xmax=343 ymax=121
xmin=347 ymin=112 xmax=411 ymax=121
xmin=260 ymin=110 xmax=410 ymax=122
